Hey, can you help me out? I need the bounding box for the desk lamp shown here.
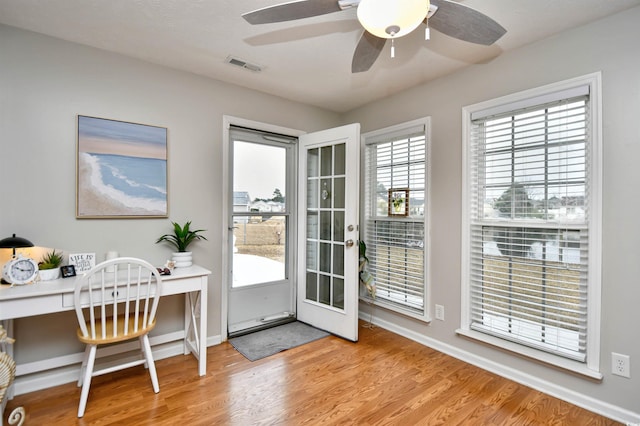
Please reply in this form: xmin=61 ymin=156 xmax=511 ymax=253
xmin=0 ymin=234 xmax=34 ymax=256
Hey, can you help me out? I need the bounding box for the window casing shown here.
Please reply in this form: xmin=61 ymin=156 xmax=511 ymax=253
xmin=362 ymin=119 xmax=430 ymax=320
xmin=460 ymin=74 xmax=602 ymax=376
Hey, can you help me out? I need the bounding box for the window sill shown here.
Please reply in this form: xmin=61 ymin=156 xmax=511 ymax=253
xmin=359 ymin=296 xmax=431 ymax=323
xmin=456 ymin=328 xmax=603 ymax=380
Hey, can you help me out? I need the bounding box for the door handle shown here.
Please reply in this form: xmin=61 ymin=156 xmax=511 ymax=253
xmin=345 ymin=239 xmax=354 ymax=247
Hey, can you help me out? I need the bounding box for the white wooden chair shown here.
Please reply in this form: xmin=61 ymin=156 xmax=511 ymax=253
xmin=74 ymin=257 xmax=163 ymax=418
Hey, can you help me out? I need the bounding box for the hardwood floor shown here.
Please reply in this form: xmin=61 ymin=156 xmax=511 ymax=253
xmin=6 ymin=322 xmax=619 ymax=425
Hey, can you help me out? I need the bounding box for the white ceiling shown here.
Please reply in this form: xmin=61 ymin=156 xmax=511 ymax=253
xmin=1 ymin=0 xmax=639 ymax=113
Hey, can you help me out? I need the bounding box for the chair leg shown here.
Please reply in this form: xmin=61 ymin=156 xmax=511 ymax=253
xmin=77 ymin=344 xmax=97 ymax=418
xmin=140 ymin=335 xmax=159 ymax=393
xmin=77 ymin=345 xmax=91 ymax=387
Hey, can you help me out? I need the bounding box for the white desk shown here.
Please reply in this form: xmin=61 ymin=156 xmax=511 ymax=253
xmin=0 ymin=264 xmax=211 ymax=380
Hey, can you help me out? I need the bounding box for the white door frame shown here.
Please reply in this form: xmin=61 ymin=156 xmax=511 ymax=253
xmin=221 ymin=116 xmax=304 ymax=341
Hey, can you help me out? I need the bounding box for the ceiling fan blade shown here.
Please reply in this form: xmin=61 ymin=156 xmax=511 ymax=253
xmin=242 ymin=0 xmax=343 ymax=25
xmin=352 ymin=31 xmax=386 ymax=73
xmin=429 ymin=0 xmax=506 ymax=45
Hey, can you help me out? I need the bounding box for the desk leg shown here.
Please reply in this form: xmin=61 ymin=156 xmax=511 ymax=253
xmin=185 ymin=293 xmax=200 ymax=354
xmin=183 ymin=295 xmax=191 ymax=356
xmin=198 ymin=277 xmax=207 ymax=376
xmin=183 ymin=283 xmax=207 ymax=376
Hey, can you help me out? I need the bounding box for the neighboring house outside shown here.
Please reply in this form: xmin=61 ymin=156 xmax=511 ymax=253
xmin=250 ymin=200 xmax=271 ymax=212
xmin=234 ymin=191 xmax=251 ymax=223
xmin=234 ymin=191 xmax=251 ymax=213
xmin=266 ymin=201 xmax=284 ymax=212
xmin=248 ymin=200 xmax=285 ymax=213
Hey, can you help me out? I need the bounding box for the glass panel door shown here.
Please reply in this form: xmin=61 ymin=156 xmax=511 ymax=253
xmin=297 ymin=123 xmax=360 ymax=342
xmin=228 ymin=127 xmax=296 ymax=335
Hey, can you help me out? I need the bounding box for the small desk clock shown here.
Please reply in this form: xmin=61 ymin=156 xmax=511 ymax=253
xmin=2 ymin=254 xmax=39 ymax=285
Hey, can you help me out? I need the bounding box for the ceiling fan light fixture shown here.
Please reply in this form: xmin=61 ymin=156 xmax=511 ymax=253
xmin=357 ymin=0 xmax=431 ymax=39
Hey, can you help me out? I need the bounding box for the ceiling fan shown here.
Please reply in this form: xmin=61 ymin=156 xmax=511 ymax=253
xmin=242 ymin=0 xmax=506 ymax=73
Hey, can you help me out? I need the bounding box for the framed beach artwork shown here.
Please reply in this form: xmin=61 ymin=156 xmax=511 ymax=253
xmin=76 ymin=115 xmax=168 ymax=218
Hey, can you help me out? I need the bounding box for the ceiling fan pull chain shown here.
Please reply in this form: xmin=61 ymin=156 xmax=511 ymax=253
xmin=425 ymin=17 xmax=431 ymax=40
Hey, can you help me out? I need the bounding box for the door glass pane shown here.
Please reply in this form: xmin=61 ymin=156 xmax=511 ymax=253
xmin=232 ymin=141 xmax=287 ymax=287
xmin=306 ymin=240 xmax=317 ymax=270
xmin=334 ymin=143 xmax=345 ymax=175
xmin=334 ymin=278 xmax=344 ymax=309
xmin=321 ymin=146 xmax=332 ymax=176
xmin=319 ymin=274 xmax=331 ymax=305
xmin=319 ymin=242 xmax=331 ymax=273
xmin=333 ymin=244 xmax=344 ymax=276
xmin=308 ymin=148 xmax=319 ymax=178
xmin=334 ymin=177 xmax=345 ymax=209
xmin=333 ymin=211 xmax=344 ymax=242
xmin=306 ymin=272 xmax=318 ymax=302
xmin=307 ymin=211 xmax=318 ymax=239
xmin=320 ymin=211 xmax=331 ymax=241
xmin=320 ymin=178 xmax=331 ymax=209
xmin=307 ymin=179 xmax=318 ymax=209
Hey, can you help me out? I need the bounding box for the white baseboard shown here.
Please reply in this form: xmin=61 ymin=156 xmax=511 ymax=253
xmin=13 ymin=332 xmax=224 ymax=396
xmin=359 ymin=313 xmax=640 ymax=425
xmin=207 ymin=334 xmax=222 ymax=346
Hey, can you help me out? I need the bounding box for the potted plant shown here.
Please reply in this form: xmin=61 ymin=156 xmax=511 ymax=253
xmin=359 ymin=241 xmax=375 ymax=299
xmin=38 ymin=249 xmax=64 ymax=281
xmin=156 ymin=221 xmax=207 ymax=267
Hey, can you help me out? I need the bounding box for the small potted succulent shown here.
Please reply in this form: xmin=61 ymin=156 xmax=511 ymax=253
xmin=156 ymin=221 xmax=207 ymax=267
xmin=38 ymin=249 xmax=64 ymax=281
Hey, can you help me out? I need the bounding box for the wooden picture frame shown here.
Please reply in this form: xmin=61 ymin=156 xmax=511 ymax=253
xmin=388 ymin=188 xmax=409 ymax=217
xmin=60 ymin=265 xmax=76 ymax=278
xmin=76 ymin=115 xmax=168 ymax=218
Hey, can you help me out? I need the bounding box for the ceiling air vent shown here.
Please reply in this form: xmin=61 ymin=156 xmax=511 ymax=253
xmin=225 ymin=56 xmax=262 ymax=73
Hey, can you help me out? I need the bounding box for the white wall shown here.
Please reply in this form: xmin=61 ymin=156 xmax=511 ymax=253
xmin=344 ymin=6 xmax=640 ymax=422
xmin=0 ymin=24 xmax=340 ymax=365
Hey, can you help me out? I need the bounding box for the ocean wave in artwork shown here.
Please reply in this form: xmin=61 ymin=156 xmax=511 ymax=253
xmin=82 ymin=152 xmax=167 ymax=214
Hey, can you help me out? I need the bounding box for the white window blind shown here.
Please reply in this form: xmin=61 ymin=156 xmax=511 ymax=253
xmin=363 ymin=124 xmax=428 ymax=317
xmin=468 ymin=92 xmax=591 ymax=361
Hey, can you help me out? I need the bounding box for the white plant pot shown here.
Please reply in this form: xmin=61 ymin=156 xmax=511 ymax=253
xmin=39 ymin=267 xmax=61 ymax=281
xmin=172 ymin=251 xmax=193 ymax=268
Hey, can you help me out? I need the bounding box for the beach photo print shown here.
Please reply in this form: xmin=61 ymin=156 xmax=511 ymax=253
xmin=76 ymin=115 xmax=168 ymax=218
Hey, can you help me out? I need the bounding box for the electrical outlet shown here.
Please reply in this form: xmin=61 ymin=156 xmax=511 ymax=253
xmin=435 ymin=304 xmax=445 ymax=321
xmin=611 ymin=352 xmax=631 ymax=378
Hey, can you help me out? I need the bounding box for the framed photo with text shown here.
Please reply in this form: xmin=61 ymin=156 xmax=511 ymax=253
xmin=68 ymin=253 xmax=96 ymax=273
xmin=76 ymin=115 xmax=168 ymax=219
xmin=388 ymin=188 xmax=409 ymax=217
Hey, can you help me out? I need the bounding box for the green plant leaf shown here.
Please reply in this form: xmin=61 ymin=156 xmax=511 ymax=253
xmin=39 ymin=249 xmax=63 ymax=270
xmin=156 ymin=220 xmax=207 ymax=252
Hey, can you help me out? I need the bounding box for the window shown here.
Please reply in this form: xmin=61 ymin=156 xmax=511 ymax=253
xmin=362 ymin=119 xmax=430 ymax=320
xmin=460 ymin=74 xmax=602 ymax=376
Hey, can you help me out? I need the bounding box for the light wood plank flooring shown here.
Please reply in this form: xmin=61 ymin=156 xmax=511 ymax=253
xmin=6 ymin=322 xmax=619 ymax=425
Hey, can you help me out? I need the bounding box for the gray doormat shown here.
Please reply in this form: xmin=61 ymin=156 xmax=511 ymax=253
xmin=229 ymin=321 xmax=330 ymax=361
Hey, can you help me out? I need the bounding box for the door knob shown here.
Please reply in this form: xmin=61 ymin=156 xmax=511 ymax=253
xmin=347 ymin=225 xmax=354 ymax=231
xmin=345 ymin=239 xmax=354 ymax=247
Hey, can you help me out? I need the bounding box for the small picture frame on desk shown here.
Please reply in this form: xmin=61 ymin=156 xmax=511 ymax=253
xmin=61 ymin=265 xmax=76 ymax=278
xmin=68 ymin=252 xmax=95 ymax=273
